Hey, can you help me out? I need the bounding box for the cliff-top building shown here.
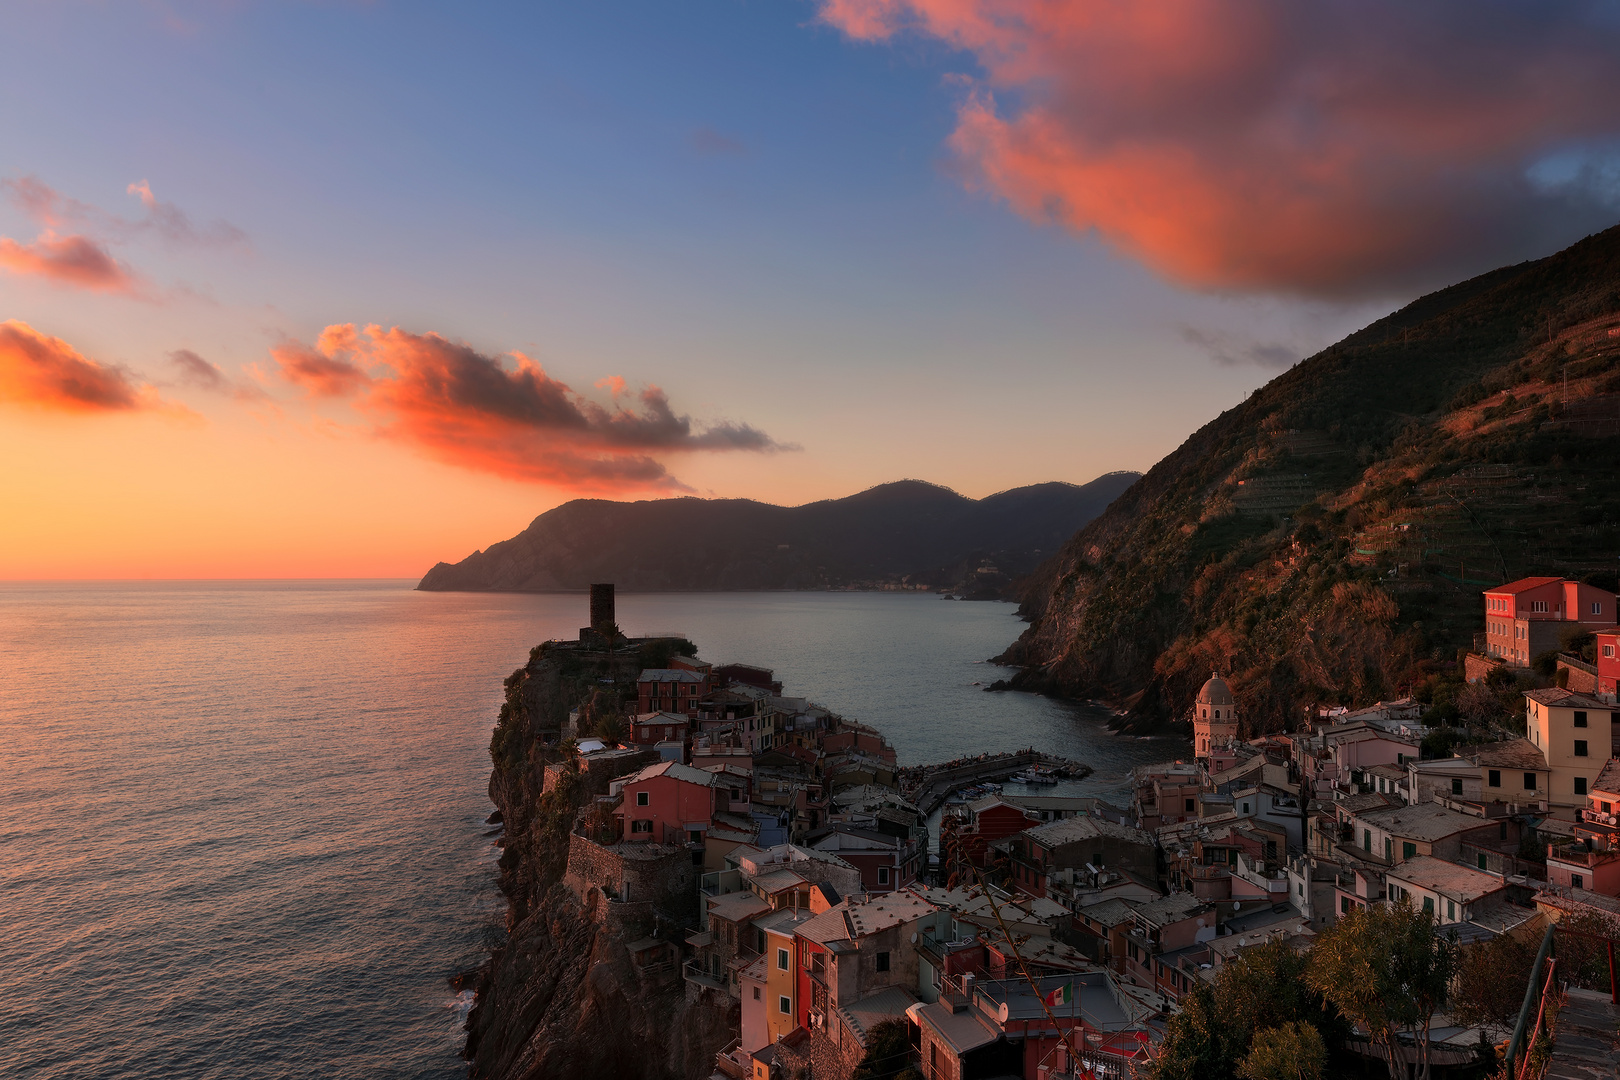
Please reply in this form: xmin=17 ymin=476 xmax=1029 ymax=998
xmin=1482 ymin=577 xmax=1616 ymax=668
xmin=1192 ymin=673 xmax=1240 ymax=768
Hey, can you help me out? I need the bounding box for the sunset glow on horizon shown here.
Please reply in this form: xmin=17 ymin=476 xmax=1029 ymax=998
xmin=4 ymin=1 xmax=1620 ymax=579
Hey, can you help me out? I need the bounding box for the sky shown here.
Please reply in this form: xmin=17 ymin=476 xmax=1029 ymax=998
xmin=3 ymin=1 xmax=1620 ymax=578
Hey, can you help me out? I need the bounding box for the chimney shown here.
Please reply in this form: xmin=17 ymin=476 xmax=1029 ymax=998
xmin=590 ymin=583 xmax=615 ymax=635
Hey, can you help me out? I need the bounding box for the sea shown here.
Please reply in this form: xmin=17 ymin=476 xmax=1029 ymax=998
xmin=0 ymin=582 xmax=1178 ymax=1079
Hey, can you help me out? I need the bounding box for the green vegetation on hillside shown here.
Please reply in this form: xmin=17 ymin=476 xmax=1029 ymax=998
xmin=1005 ymin=224 xmax=1620 ymax=731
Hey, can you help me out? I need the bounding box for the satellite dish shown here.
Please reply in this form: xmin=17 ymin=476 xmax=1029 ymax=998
xmin=910 ymin=932 xmax=918 ymax=944
xmin=1233 ymin=901 xmax=1242 ymax=910
xmin=998 ymin=1003 xmax=1010 ymax=1023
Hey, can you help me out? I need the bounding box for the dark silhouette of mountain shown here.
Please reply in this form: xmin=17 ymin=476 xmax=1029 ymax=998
xmin=417 ymin=474 xmax=1141 ymax=593
xmin=1000 ymin=222 xmax=1620 ymax=730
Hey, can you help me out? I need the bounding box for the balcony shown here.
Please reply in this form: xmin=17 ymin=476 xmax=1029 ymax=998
xmin=713 ymin=1039 xmax=750 ymax=1080
xmin=682 ymin=959 xmax=727 ymax=993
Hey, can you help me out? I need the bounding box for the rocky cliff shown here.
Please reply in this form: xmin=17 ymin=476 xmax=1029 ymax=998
xmin=419 ymin=475 xmax=1139 ymax=596
xmin=1000 ymin=223 xmax=1620 ymax=732
xmin=463 ymin=638 xmax=733 ymax=1080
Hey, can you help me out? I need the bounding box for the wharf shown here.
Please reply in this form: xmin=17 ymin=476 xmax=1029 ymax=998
xmin=903 ymin=751 xmax=1093 ymax=816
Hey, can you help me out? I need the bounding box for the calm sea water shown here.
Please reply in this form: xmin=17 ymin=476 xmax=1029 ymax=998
xmin=0 ymin=583 xmax=1176 ymax=1079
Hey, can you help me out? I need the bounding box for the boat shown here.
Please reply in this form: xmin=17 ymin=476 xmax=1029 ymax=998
xmin=1012 ymin=768 xmax=1059 ymax=785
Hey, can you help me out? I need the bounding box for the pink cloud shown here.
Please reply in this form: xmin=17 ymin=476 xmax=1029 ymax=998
xmin=273 ymin=324 xmax=792 ymax=492
xmin=0 ymin=320 xmax=175 ymax=413
xmin=0 ymin=233 xmax=142 ymax=294
xmin=820 ymin=0 xmax=1620 ymax=294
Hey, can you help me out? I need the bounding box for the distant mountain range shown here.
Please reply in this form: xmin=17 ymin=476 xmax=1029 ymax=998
xmin=1000 ymin=222 xmax=1620 ymax=730
xmin=417 ymin=474 xmax=1140 ymax=595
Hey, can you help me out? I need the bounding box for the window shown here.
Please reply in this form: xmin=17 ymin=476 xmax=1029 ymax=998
xmin=1489 ymin=770 xmax=1502 ymax=788
xmin=1341 ymin=896 xmax=1352 ymax=914
xmin=1533 ymin=601 xmax=1548 ymax=613
xmin=753 ymin=986 xmax=761 ymax=1000
xmin=1606 ymin=645 xmax=1616 ymax=658
xmin=877 ymin=867 xmax=890 ymax=886
xmin=1478 ymin=853 xmax=1488 ymax=870
xmin=1576 ymin=740 xmax=1590 ymax=757
xmin=636 ymin=791 xmax=650 ymax=807
xmin=1524 ymin=772 xmax=1538 ymax=791
xmin=1451 ymin=778 xmax=1463 ymax=795
xmin=1447 ymin=899 xmax=1456 ymax=921
xmin=1604 ymin=802 xmax=1614 ymax=814
xmin=1213 ymin=709 xmax=1220 ymax=719
xmin=1573 ymin=874 xmax=1585 ymax=890
xmin=1595 ymin=602 xmax=1604 ymax=616
xmin=876 ymin=951 xmax=890 ymax=973
xmin=1185 ymin=798 xmax=1195 ymax=812
xmin=779 ymin=996 xmax=791 ymax=1015
xmin=689 ymin=829 xmax=703 ymax=844
xmin=1403 ymin=842 xmax=1417 ymax=859
xmin=777 ymin=948 xmax=789 ymax=971
xmin=1385 ymin=838 xmax=1393 ymax=861
xmin=631 ymin=819 xmax=653 ymax=833
xmin=1576 ymin=777 xmax=1589 ymax=796
xmin=1423 ymin=896 xmax=1434 ymax=916
xmin=1576 ymin=711 xmax=1589 ymax=728
xmin=1363 ymin=829 xmax=1372 ymax=852
xmin=1242 ymin=802 xmax=1251 ymax=814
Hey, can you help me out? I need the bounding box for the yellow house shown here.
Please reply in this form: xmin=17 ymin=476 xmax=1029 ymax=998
xmin=753 ymin=907 xmax=813 ymax=1043
xmin=1525 ymin=688 xmax=1616 ymax=807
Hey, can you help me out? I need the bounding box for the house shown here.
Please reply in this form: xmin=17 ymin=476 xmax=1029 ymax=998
xmin=630 ymin=710 xmax=689 ymax=747
xmin=1384 ymin=856 xmax=1507 ymax=924
xmin=1585 ymin=759 xmax=1620 ymax=824
xmin=1404 ymin=738 xmax=1552 ymax=810
xmin=1546 ymin=831 xmax=1620 ymax=896
xmin=747 ymin=906 xmax=818 ymax=1049
xmin=1342 ymin=801 xmax=1482 ymax=866
xmin=613 ymin=759 xmax=716 ymax=845
xmin=1524 ymin=688 xmax=1620 ymax=805
xmin=1132 ymin=762 xmax=1206 ymax=830
xmin=1117 ymin=892 xmax=1215 ymax=992
xmin=1008 ymin=816 xmax=1157 ymax=899
xmin=1483 ymin=577 xmax=1617 ymax=668
xmin=793 ymin=892 xmax=937 ymax=1060
xmin=1597 ymin=630 xmax=1620 ymax=699
xmin=948 ymin=797 xmax=1038 ymax=867
xmin=804 ymin=823 xmax=922 ymax=893
xmin=1295 ymin=721 xmax=1419 ymax=798
xmin=636 ymin=667 xmax=711 ymax=717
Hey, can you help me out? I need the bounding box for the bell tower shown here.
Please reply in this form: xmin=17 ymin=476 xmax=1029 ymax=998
xmin=1192 ymin=672 xmax=1240 ymax=766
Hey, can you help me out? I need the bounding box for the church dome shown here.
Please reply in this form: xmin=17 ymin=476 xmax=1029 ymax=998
xmin=1196 ymin=673 xmax=1234 ymax=707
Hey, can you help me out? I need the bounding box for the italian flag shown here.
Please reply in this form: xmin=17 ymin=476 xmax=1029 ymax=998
xmin=1043 ymin=981 xmax=1073 ymax=1007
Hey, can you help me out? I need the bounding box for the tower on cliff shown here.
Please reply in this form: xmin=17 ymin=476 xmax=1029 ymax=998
xmin=580 ymin=583 xmax=618 ymax=644
xmin=1192 ymin=672 xmax=1240 ymax=766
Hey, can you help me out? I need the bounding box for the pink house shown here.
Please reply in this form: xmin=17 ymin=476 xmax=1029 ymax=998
xmin=614 ymin=760 xmax=716 ymax=845
xmin=1596 ymin=630 xmax=1620 ymax=700
xmin=1483 ymin=578 xmax=1616 ymax=668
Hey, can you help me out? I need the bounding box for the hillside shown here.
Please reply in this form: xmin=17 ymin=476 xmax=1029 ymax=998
xmin=417 ymin=473 xmax=1140 ymax=594
xmin=1000 ymin=223 xmax=1620 ymax=731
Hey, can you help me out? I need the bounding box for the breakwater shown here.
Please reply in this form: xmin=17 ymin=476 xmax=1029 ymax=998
xmin=899 ymin=750 xmax=1094 ymax=815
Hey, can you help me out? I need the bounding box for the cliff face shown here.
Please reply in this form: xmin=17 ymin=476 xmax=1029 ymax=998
xmin=466 ymin=640 xmax=733 ymax=1080
xmin=1001 ymin=223 xmax=1620 ymax=731
xmin=418 ymin=475 xmax=1140 ymax=595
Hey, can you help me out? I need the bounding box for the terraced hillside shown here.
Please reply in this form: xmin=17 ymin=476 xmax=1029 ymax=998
xmin=1001 ymin=224 xmax=1620 ymax=732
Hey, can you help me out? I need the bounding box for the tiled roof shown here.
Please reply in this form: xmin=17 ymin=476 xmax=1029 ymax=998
xmin=638 ymin=668 xmax=706 ymax=683
xmin=1467 ymin=738 xmax=1547 ymax=771
xmin=1026 ymin=815 xmax=1151 ymax=848
xmin=1488 ymin=577 xmax=1565 ymax=594
xmin=1593 ymin=758 xmax=1620 ymax=796
xmin=1356 ymin=802 xmax=1481 ymax=841
xmin=1525 ymin=687 xmax=1611 ymax=709
xmin=1386 ymin=856 xmax=1505 ymax=903
xmin=625 ymin=759 xmax=715 ymax=787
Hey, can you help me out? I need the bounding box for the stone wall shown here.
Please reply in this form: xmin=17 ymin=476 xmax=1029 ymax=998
xmin=564 ymin=832 xmax=701 ymax=925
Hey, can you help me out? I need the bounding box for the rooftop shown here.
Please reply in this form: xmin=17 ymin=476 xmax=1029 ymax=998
xmin=638 ymin=668 xmax=706 ymax=683
xmin=912 ymin=1000 xmax=999 ymax=1055
xmin=1487 ymin=577 xmax=1565 ymax=594
xmin=1131 ymin=891 xmax=1209 ymax=927
xmin=1525 ymin=687 xmax=1611 ymax=709
xmin=1357 ymin=802 xmax=1482 ymax=841
xmin=1025 ymin=815 xmax=1151 ymax=848
xmin=1594 ymin=759 xmax=1620 ymax=796
xmin=1386 ymin=856 xmax=1506 ymax=903
xmin=1466 ymin=738 xmax=1547 ymax=771
xmin=624 ymin=759 xmax=715 ymax=787
xmin=707 ymin=890 xmax=772 ymax=924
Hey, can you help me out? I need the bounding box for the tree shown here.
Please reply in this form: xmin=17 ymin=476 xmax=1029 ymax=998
xmin=1451 ymin=932 xmax=1536 ymax=1030
xmin=851 ymin=1018 xmax=914 ymax=1080
xmin=1307 ymin=902 xmax=1459 ymax=1080
xmin=592 ymin=709 xmax=626 ymax=745
xmin=1155 ymin=941 xmax=1343 ymax=1080
xmin=1237 ymin=1021 xmax=1327 ymax=1080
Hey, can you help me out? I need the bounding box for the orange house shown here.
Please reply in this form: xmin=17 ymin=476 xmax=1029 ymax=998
xmin=614 ymin=760 xmax=716 ymax=845
xmin=1483 ymin=578 xmax=1616 ymax=668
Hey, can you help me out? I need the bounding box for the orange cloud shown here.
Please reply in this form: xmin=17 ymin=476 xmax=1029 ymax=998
xmin=0 ymin=233 xmax=141 ymax=294
xmin=0 ymin=320 xmax=168 ymax=412
xmin=273 ymin=324 xmax=792 ymax=492
xmin=820 ymin=0 xmax=1620 ymax=294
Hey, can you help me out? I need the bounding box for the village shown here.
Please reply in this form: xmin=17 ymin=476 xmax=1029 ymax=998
xmin=533 ymin=580 xmax=1620 ymax=1080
